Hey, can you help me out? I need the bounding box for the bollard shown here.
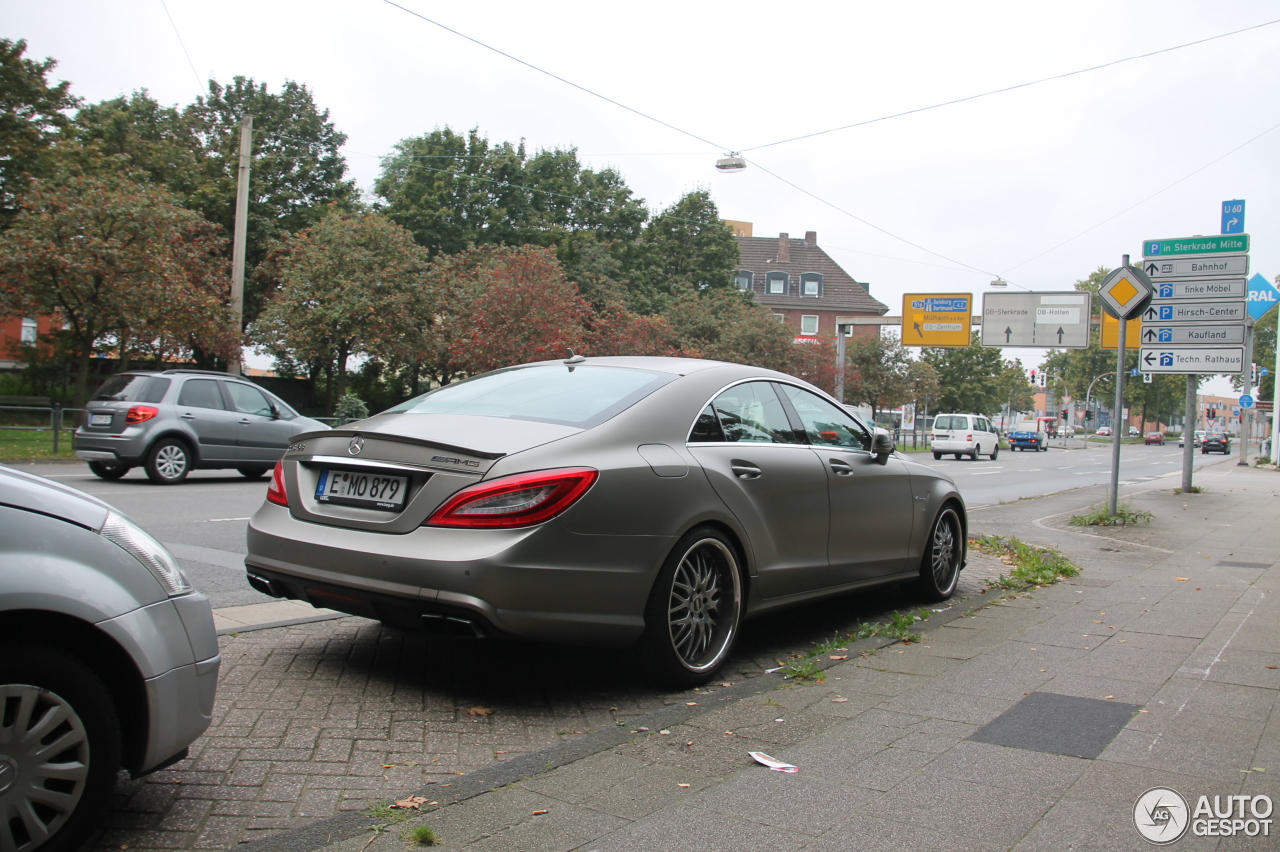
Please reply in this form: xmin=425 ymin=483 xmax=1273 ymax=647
xmin=52 ymin=403 xmax=61 ymax=455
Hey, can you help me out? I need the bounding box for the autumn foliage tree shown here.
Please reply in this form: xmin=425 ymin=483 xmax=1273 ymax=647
xmin=0 ymin=170 xmax=236 ymax=405
xmin=251 ymin=210 xmax=430 ymax=413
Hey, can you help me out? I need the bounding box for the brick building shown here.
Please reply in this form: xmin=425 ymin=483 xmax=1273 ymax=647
xmin=730 ymin=225 xmax=888 ymax=340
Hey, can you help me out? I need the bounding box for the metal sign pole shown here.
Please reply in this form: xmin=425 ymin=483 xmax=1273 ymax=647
xmin=1239 ymin=323 xmax=1253 ymax=466
xmin=1182 ymin=375 xmax=1196 ymax=491
xmin=1110 ymin=308 xmax=1127 ymax=516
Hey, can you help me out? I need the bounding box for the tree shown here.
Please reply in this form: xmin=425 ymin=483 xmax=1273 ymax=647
xmin=375 ymin=127 xmax=646 ymax=257
xmin=906 ymin=358 xmax=941 ymax=420
xmin=992 ymin=359 xmax=1035 ymax=425
xmin=664 ymin=288 xmax=796 ymax=373
xmin=631 ymin=190 xmax=738 ymax=313
xmin=184 ymin=77 xmax=358 ymax=324
xmin=922 ymin=332 xmax=1005 ymax=415
xmin=1254 ymin=298 xmax=1277 ymax=402
xmin=843 ymin=334 xmax=911 ymax=416
xmin=251 ymin=211 xmax=430 ymax=412
xmin=63 ymin=90 xmax=205 ymax=201
xmin=0 ymin=39 xmax=80 ymax=227
xmin=0 ymin=170 xmax=236 ymax=405
xmin=444 ymin=245 xmax=591 ymax=377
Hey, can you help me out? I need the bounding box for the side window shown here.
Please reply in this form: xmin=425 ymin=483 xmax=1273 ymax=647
xmin=176 ymin=379 xmax=224 ymax=410
xmin=227 ymin=383 xmax=274 ymax=417
xmin=706 ymin=382 xmax=796 ymax=444
xmin=777 ymin=385 xmax=872 ymax=451
xmin=689 ymin=405 xmax=726 ymax=442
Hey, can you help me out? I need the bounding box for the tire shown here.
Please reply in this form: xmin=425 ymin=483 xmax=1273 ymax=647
xmin=87 ymin=461 xmax=129 ymax=481
xmin=638 ymin=527 xmax=743 ymax=687
xmin=989 ymin=444 xmax=999 ymax=460
xmin=145 ymin=438 xmax=191 ymax=484
xmin=954 ymin=453 xmax=962 ymax=460
xmin=237 ymin=467 xmax=269 ymax=479
xmin=932 ymin=452 xmax=942 ymax=460
xmin=970 ymin=445 xmax=980 ymax=461
xmin=914 ymin=506 xmax=963 ymax=602
xmin=0 ymin=643 xmax=122 ymax=852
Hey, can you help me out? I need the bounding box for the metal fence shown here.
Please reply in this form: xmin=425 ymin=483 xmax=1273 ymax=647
xmin=0 ymin=404 xmax=83 ymax=454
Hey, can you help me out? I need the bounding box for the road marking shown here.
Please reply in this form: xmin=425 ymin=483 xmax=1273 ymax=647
xmin=198 ymin=517 xmax=252 ymax=523
xmin=1023 ymin=468 xmax=1042 ymax=471
xmin=1057 ymin=466 xmax=1076 ymax=470
xmin=970 ymin=471 xmax=1002 ymax=476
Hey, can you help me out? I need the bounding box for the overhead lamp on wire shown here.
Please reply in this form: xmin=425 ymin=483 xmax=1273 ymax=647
xmin=989 ymin=278 xmax=1009 ymax=288
xmin=715 ymin=152 xmax=747 ymax=174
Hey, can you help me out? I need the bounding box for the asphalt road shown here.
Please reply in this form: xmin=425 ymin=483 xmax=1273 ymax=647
xmin=11 ymin=443 xmax=1241 ymax=608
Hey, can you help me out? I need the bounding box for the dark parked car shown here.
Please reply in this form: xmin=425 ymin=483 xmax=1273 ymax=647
xmin=74 ymin=369 xmax=329 ymax=484
xmin=245 ymin=356 xmax=968 ymax=685
xmin=0 ymin=465 xmax=219 ymax=851
xmin=1202 ymin=432 xmax=1231 ymax=454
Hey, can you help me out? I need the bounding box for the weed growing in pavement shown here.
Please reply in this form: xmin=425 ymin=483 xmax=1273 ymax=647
xmin=404 ymin=825 xmax=439 ymax=845
xmin=1068 ymin=502 xmax=1153 ymax=526
xmin=781 ymin=657 xmax=826 ymax=681
xmin=1173 ymin=485 xmax=1206 ymax=494
xmin=973 ymin=536 xmax=1080 ymax=590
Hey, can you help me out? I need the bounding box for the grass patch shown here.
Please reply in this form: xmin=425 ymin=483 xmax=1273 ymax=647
xmin=404 ymin=825 xmax=438 ymax=845
xmin=1068 ymin=502 xmax=1153 ymax=527
xmin=780 ymin=657 xmax=826 ymax=681
xmin=0 ymin=428 xmax=78 ymax=461
xmin=780 ymin=607 xmax=930 ymax=679
xmin=972 ymin=535 xmax=1080 ymax=590
xmin=1173 ymin=485 xmax=1206 ymax=494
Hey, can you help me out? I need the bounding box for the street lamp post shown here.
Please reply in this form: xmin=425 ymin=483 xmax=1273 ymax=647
xmin=1085 ymin=372 xmax=1111 ymax=447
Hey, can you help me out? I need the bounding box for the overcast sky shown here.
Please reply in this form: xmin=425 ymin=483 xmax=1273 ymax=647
xmin=5 ymin=0 xmax=1278 ymax=392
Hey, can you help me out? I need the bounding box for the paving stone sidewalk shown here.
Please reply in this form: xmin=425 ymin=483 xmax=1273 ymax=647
xmin=245 ymin=464 xmax=1280 ymax=852
xmin=92 ymin=530 xmax=1008 ymax=850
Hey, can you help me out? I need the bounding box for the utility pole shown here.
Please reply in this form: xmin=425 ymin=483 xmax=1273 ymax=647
xmin=227 ymin=115 xmax=253 ymax=376
xmin=834 ymin=324 xmax=850 ymax=404
xmin=1182 ymin=375 xmax=1196 ymax=492
xmin=1239 ymin=322 xmax=1254 ymax=466
xmin=1108 ymin=255 xmax=1132 ymax=517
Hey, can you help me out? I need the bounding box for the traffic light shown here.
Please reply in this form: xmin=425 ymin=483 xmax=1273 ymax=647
xmin=1207 ymin=407 xmax=1216 ymax=420
xmin=1029 ymin=369 xmax=1036 ymax=387
xmin=1038 ymin=371 xmax=1047 ymax=388
xmin=1085 ymin=410 xmax=1093 ymax=422
xmin=1251 ymin=363 xmax=1260 ymax=386
xmin=1061 ymin=409 xmax=1068 ymax=420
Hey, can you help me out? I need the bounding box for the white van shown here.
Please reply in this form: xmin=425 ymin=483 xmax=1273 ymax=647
xmin=931 ymin=413 xmax=999 ymax=460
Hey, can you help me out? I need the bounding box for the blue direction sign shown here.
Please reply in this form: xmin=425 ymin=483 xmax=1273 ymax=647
xmin=1222 ymin=200 xmax=1245 ymax=235
xmin=1240 ymin=394 xmax=1255 ymax=409
xmin=1248 ymin=272 xmax=1279 ymax=320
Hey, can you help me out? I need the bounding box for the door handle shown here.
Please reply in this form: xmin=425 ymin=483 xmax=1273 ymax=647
xmin=239 ymin=418 xmax=252 ymax=424
xmin=180 ymin=413 xmax=196 ymax=420
xmin=731 ymin=462 xmax=762 ymax=480
xmin=829 ymin=459 xmax=854 ymax=476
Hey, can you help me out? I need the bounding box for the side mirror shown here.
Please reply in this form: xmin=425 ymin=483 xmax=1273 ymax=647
xmin=269 ymin=402 xmax=281 ymax=420
xmin=872 ymin=428 xmax=895 ymax=463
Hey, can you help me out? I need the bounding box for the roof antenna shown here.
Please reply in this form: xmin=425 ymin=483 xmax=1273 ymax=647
xmin=563 ymin=348 xmax=587 ymax=365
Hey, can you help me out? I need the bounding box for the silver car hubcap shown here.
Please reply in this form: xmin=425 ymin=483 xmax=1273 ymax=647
xmin=155 ymin=445 xmax=187 ymax=479
xmin=0 ymin=684 xmax=90 ymax=849
xmin=931 ymin=512 xmax=958 ymax=589
xmin=668 ymin=539 xmax=740 ymax=672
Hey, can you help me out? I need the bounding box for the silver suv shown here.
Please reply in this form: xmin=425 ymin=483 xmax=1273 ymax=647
xmin=74 ymin=370 xmax=329 ymax=484
xmin=0 ymin=465 xmax=220 ymax=851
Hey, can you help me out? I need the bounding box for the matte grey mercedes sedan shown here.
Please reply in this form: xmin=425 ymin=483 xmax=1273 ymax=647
xmin=245 ymin=356 xmax=966 ymax=685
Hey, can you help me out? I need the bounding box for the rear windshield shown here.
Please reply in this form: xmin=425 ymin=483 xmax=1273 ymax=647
xmin=934 ymin=415 xmax=968 ymax=431
xmin=384 ymin=364 xmax=674 ymax=428
xmin=92 ymin=374 xmax=171 ymax=403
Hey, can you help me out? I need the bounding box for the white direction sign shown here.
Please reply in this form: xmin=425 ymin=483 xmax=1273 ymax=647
xmin=1140 ymin=347 xmax=1244 ymax=374
xmin=1152 ymin=278 xmax=1246 ymax=300
xmin=1139 ymin=324 xmax=1245 ymax=345
xmin=980 ymin=292 xmax=1091 ymax=348
xmin=1142 ymin=254 xmax=1249 ymax=280
xmin=1141 ymin=300 xmax=1247 ymax=323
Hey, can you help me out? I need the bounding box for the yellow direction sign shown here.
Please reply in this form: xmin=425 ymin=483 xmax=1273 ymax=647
xmin=1100 ymin=313 xmax=1141 ymax=349
xmin=902 ymin=294 xmax=973 ymax=347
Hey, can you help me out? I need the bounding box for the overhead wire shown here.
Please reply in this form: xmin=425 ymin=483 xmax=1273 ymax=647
xmin=743 ymin=18 xmax=1280 ymax=152
xmin=157 ymin=0 xmax=205 ymax=95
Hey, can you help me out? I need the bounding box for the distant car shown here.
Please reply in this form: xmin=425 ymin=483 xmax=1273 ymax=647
xmin=0 ymin=465 xmax=219 ymax=851
xmin=1128 ymin=426 xmax=1140 ymax=437
xmin=1202 ymin=432 xmax=1231 ymax=454
xmin=74 ymin=369 xmax=330 ymax=484
xmin=1096 ymin=426 xmax=1113 ymax=437
xmin=1008 ymin=420 xmax=1048 ymax=452
xmin=1144 ymin=431 xmax=1165 ymax=445
xmin=930 ymin=413 xmax=1000 ymax=460
xmin=1178 ymin=430 xmax=1206 ymax=448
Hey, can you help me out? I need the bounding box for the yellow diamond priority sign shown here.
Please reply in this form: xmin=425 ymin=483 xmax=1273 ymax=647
xmin=1098 ymin=266 xmax=1153 ymax=319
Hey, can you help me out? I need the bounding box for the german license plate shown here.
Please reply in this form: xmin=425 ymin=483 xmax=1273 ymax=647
xmin=315 ymin=469 xmax=409 ymax=510
xmin=90 ymin=413 xmax=112 ymax=426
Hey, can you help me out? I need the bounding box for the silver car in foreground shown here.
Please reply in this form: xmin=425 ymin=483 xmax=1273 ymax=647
xmin=246 ymin=357 xmax=966 ymax=685
xmin=0 ymin=466 xmax=220 ymax=850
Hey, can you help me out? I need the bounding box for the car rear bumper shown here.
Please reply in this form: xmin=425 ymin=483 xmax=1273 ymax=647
xmin=931 ymin=440 xmax=976 ymax=452
xmin=245 ymin=503 xmax=672 ymax=647
xmin=74 ymin=431 xmax=147 ymax=464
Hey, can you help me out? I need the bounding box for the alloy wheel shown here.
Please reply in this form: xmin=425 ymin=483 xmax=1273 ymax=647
xmin=667 ymin=539 xmax=740 ymax=671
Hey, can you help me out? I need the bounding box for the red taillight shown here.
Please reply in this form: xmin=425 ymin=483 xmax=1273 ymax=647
xmin=125 ymin=405 xmax=159 ymax=425
xmin=267 ymin=460 xmax=288 ymax=506
xmin=425 ymin=468 xmax=598 ymax=529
